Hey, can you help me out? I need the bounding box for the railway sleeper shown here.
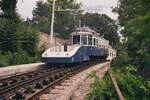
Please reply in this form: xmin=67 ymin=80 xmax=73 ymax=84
xmin=42 ymin=80 xmax=49 ymax=86
xmin=54 ymin=74 xmax=59 ymax=80
xmin=35 ymin=83 xmax=43 ymax=89
xmin=33 ymin=73 xmax=39 ymax=76
xmin=19 ymin=77 xmax=26 ymax=81
xmin=0 ymin=82 xmax=8 ymax=88
xmin=9 ymin=79 xmax=17 ymax=84
xmin=26 ymin=74 xmax=33 ymax=78
xmin=49 ymin=77 xmax=54 ymax=82
xmin=24 ymin=87 xmax=35 ymax=94
xmin=11 ymin=92 xmax=25 ymax=100
xmin=59 ymin=72 xmax=64 ymax=77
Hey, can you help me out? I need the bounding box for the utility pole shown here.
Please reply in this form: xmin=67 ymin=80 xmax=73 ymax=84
xmin=50 ymin=0 xmax=56 ymax=47
xmin=49 ymin=0 xmax=78 ymax=47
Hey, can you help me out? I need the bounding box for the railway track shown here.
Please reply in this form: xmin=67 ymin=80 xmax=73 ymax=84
xmin=0 ymin=66 xmax=55 ymax=90
xmin=0 ymin=66 xmax=59 ymax=99
xmin=0 ymin=61 xmax=102 ymax=100
xmin=0 ymin=66 xmax=47 ymax=87
xmin=108 ymin=70 xmax=124 ymax=100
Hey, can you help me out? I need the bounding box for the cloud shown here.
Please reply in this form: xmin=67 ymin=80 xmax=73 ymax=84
xmin=17 ymin=0 xmax=38 ymax=19
xmin=80 ymin=0 xmax=118 ymax=19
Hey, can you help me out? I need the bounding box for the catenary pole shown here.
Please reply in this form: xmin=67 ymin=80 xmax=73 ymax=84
xmin=50 ymin=0 xmax=56 ymax=46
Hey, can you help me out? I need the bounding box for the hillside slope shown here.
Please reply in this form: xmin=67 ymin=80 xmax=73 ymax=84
xmin=37 ymin=32 xmax=67 ymax=51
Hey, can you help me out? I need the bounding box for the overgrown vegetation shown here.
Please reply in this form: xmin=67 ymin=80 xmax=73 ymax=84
xmin=115 ymin=0 xmax=150 ymax=73
xmin=85 ymin=0 xmax=150 ymax=99
xmin=0 ymin=0 xmax=40 ymax=67
xmin=85 ymin=72 xmax=117 ymax=100
xmin=85 ymin=65 xmax=150 ymax=100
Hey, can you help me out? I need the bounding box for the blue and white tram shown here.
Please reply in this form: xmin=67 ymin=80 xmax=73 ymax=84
xmin=42 ymin=27 xmax=115 ymax=64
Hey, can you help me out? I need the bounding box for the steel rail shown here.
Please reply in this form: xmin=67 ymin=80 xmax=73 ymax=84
xmin=0 ymin=68 xmax=56 ymax=92
xmin=0 ymin=60 xmax=103 ymax=100
xmin=108 ymin=70 xmax=124 ymax=100
xmin=26 ymin=61 xmax=100 ymax=100
xmin=0 ymin=64 xmax=47 ymax=81
xmin=0 ymin=70 xmax=40 ymax=82
xmin=26 ymin=66 xmax=88 ymax=99
xmin=0 ymin=68 xmax=65 ymax=97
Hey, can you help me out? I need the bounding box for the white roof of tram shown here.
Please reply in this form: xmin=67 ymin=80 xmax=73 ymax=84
xmin=72 ymin=27 xmax=100 ymax=36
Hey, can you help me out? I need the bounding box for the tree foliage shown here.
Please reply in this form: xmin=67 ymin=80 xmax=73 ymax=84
xmin=32 ymin=0 xmax=81 ymax=39
xmin=115 ymin=0 xmax=150 ymax=72
xmin=113 ymin=65 xmax=150 ymax=99
xmin=125 ymin=15 xmax=150 ymax=68
xmin=33 ymin=1 xmax=49 ymax=18
xmin=85 ymin=0 xmax=150 ymax=99
xmin=0 ymin=0 xmax=39 ymax=66
xmin=85 ymin=72 xmax=117 ymax=100
xmin=116 ymin=0 xmax=150 ymax=26
xmin=85 ymin=65 xmax=150 ymax=100
xmin=0 ymin=0 xmax=19 ymax=18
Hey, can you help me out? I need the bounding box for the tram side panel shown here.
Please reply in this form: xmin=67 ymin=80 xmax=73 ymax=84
xmin=42 ymin=46 xmax=108 ymax=64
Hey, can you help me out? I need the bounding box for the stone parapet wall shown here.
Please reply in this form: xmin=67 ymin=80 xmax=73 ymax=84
xmin=0 ymin=63 xmax=45 ymax=78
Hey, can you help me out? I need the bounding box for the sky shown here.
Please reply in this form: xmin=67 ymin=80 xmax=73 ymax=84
xmin=17 ymin=0 xmax=118 ymax=20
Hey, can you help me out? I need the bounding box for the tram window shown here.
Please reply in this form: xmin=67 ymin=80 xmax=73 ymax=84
xmin=93 ymin=38 xmax=96 ymax=46
xmin=88 ymin=35 xmax=92 ymax=45
xmin=73 ymin=35 xmax=80 ymax=44
xmin=81 ymin=36 xmax=87 ymax=45
xmin=96 ymin=39 xmax=98 ymax=47
xmin=88 ymin=38 xmax=92 ymax=45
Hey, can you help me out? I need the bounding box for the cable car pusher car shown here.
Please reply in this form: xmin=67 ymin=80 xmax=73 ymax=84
xmin=42 ymin=27 xmax=116 ymax=64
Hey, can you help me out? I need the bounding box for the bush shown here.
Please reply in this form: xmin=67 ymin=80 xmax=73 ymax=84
xmin=85 ymin=65 xmax=150 ymax=100
xmin=113 ymin=65 xmax=150 ymax=99
xmin=0 ymin=51 xmax=41 ymax=67
xmin=15 ymin=51 xmax=40 ymax=64
xmin=0 ymin=17 xmax=40 ymax=67
xmin=85 ymin=72 xmax=117 ymax=100
xmin=0 ymin=52 xmax=12 ymax=67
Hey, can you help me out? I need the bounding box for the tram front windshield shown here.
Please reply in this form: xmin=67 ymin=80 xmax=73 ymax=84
xmin=73 ymin=35 xmax=80 ymax=44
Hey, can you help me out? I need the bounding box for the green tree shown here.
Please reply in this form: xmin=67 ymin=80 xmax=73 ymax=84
xmin=0 ymin=18 xmax=38 ymax=65
xmin=0 ymin=0 xmax=39 ymax=66
xmin=32 ymin=1 xmax=50 ymax=33
xmin=32 ymin=0 xmax=82 ymax=39
xmin=115 ymin=0 xmax=150 ymax=72
xmin=125 ymin=15 xmax=150 ymax=69
xmin=116 ymin=0 xmax=150 ymax=26
xmin=33 ymin=0 xmax=49 ymax=18
xmin=0 ymin=18 xmax=21 ymax=53
xmin=85 ymin=1 xmax=150 ymax=99
xmin=0 ymin=0 xmax=19 ymax=18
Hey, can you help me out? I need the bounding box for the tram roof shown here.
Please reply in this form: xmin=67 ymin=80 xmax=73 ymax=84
xmin=72 ymin=27 xmax=100 ymax=36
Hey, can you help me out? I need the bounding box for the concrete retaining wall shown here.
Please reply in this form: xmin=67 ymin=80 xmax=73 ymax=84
xmin=0 ymin=63 xmax=45 ymax=78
